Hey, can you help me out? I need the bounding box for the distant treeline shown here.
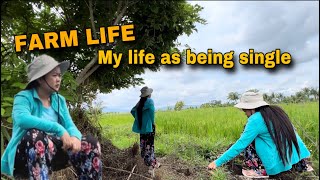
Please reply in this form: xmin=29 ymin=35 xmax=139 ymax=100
xmin=169 ymin=87 xmax=319 ymax=111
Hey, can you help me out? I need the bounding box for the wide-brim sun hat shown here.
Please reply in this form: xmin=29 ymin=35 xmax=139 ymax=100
xmin=26 ymin=54 xmax=70 ymax=87
xmin=140 ymin=86 xmax=153 ymax=97
xmin=234 ymin=91 xmax=269 ymax=109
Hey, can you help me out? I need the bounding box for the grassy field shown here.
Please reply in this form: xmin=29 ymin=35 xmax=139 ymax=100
xmin=99 ymin=102 xmax=319 ymax=178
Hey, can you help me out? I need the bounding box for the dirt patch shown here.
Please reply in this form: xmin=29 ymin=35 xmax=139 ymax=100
xmin=154 ymin=155 xmax=211 ymax=180
xmin=101 ymin=139 xmax=151 ymax=180
xmin=101 ymin=140 xmax=211 ymax=180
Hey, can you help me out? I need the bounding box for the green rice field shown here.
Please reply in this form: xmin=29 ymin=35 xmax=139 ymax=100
xmin=99 ymin=102 xmax=319 ymax=176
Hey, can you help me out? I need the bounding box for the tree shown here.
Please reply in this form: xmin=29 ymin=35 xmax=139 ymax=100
xmin=1 ymin=0 xmax=206 ymax=112
xmin=295 ymin=91 xmax=306 ymax=103
xmin=290 ymin=95 xmax=299 ymax=104
xmin=263 ymin=93 xmax=272 ymax=104
xmin=275 ymin=93 xmax=284 ymax=103
xmin=302 ymin=87 xmax=311 ymax=100
xmin=200 ymin=100 xmax=222 ymax=108
xmin=174 ymin=101 xmax=185 ymax=111
xmin=1 ymin=51 xmax=27 ymax=155
xmin=246 ymin=89 xmax=259 ymax=93
xmin=1 ymin=0 xmax=206 ymax=154
xmin=2 ymin=0 xmax=206 ymax=95
xmin=227 ymin=92 xmax=240 ymax=104
xmin=310 ymin=87 xmax=319 ymax=100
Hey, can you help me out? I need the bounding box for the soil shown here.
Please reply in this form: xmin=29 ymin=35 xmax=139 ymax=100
xmin=47 ymin=140 xmax=318 ymax=180
xmin=49 ymin=139 xmax=212 ymax=180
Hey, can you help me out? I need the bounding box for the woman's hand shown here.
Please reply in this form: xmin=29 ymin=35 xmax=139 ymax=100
xmin=207 ymin=161 xmax=217 ymax=170
xmin=70 ymin=136 xmax=81 ymax=153
xmin=60 ymin=132 xmax=72 ymax=151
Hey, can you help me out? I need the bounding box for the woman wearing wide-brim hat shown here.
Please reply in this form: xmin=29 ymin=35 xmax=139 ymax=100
xmin=130 ymin=86 xmax=160 ymax=176
xmin=208 ymin=91 xmax=313 ymax=178
xmin=1 ymin=54 xmax=102 ymax=179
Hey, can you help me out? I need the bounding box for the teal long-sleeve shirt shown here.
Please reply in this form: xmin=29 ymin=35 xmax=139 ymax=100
xmin=1 ymin=88 xmax=82 ymax=176
xmin=131 ymin=98 xmax=155 ymax=134
xmin=215 ymin=112 xmax=310 ymax=175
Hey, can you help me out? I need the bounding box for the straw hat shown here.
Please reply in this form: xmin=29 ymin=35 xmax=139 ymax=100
xmin=234 ymin=91 xmax=269 ymax=109
xmin=26 ymin=54 xmax=70 ymax=87
xmin=140 ymin=86 xmax=153 ymax=97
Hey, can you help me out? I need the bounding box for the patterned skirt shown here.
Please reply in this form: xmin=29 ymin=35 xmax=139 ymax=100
xmin=243 ymin=142 xmax=309 ymax=177
xmin=140 ymin=125 xmax=158 ymax=168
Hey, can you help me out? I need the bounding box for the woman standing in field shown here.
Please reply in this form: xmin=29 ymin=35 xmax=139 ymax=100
xmin=208 ymin=91 xmax=313 ymax=178
xmin=1 ymin=54 xmax=102 ymax=179
xmin=131 ymin=86 xmax=160 ymax=174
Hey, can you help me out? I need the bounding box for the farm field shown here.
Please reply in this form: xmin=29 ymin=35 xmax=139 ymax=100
xmin=100 ymin=102 xmax=319 ymax=179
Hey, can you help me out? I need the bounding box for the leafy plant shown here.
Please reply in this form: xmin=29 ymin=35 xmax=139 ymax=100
xmin=174 ymin=101 xmax=185 ymax=111
xmin=1 ymin=48 xmax=27 ymax=155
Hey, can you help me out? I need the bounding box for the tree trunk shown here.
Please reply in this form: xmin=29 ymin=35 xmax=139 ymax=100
xmin=75 ymin=0 xmax=129 ymax=85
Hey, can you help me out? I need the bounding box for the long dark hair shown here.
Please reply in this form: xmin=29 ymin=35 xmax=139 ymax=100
xmin=137 ymin=96 xmax=149 ymax=129
xmin=255 ymin=105 xmax=300 ymax=165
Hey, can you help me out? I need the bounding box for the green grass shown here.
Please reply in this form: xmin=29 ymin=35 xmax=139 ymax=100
xmin=99 ymin=102 xmax=319 ymax=176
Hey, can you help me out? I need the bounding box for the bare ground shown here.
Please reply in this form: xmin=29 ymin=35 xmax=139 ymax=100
xmin=5 ymin=139 xmax=317 ymax=180
xmin=50 ymin=140 xmax=318 ymax=180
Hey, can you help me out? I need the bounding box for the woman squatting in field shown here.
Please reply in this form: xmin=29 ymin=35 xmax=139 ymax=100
xmin=1 ymin=54 xmax=102 ymax=179
xmin=207 ymin=91 xmax=313 ymax=178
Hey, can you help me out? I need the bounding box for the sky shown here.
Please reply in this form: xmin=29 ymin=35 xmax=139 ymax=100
xmin=96 ymin=1 xmax=319 ymax=112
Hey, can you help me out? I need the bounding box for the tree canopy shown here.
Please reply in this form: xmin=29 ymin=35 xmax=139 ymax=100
xmin=2 ymin=0 xmax=206 ymax=94
xmin=1 ymin=1 xmax=206 ymax=154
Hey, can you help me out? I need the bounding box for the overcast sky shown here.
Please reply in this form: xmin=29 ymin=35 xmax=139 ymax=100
xmin=96 ymin=1 xmax=319 ymax=112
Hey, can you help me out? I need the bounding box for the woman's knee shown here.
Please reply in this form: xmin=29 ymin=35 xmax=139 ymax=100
xmin=16 ymin=129 xmax=49 ymax=163
xmin=81 ymin=135 xmax=101 ymax=155
xmin=23 ymin=129 xmax=47 ymax=143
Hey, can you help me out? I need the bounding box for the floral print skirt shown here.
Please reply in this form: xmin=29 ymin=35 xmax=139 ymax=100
xmin=243 ymin=143 xmax=268 ymax=176
xmin=243 ymin=142 xmax=309 ymax=177
xmin=13 ymin=129 xmax=102 ymax=180
xmin=140 ymin=125 xmax=157 ymax=168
